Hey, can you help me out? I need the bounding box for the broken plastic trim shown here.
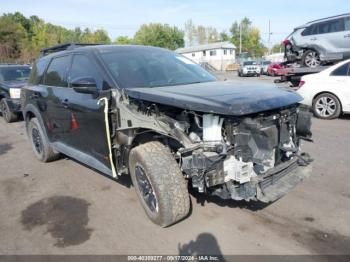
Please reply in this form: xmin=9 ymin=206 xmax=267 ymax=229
xmin=98 ymin=97 xmax=117 ymax=177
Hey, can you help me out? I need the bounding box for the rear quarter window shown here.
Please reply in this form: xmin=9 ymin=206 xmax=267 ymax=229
xmin=301 ymin=24 xmax=318 ymax=36
xmin=28 ymin=60 xmax=48 ymax=85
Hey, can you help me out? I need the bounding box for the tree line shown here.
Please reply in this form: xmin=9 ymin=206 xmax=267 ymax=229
xmin=0 ymin=12 xmax=267 ymax=63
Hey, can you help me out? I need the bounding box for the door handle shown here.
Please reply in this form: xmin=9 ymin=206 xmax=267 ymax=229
xmin=310 ymin=37 xmax=317 ymax=41
xmin=344 ymin=34 xmax=350 ymax=38
xmin=61 ymin=98 xmax=70 ymax=108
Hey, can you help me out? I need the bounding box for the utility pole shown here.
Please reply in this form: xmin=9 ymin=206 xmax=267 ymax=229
xmin=268 ymin=20 xmax=271 ymax=55
xmin=239 ymin=22 xmax=242 ymax=55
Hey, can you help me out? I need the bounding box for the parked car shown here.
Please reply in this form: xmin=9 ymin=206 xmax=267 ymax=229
xmin=283 ymin=13 xmax=350 ymax=68
xmin=267 ymin=62 xmax=285 ymax=76
xmin=238 ymin=61 xmax=261 ymax=77
xmin=260 ymin=60 xmax=272 ymax=75
xmin=0 ymin=64 xmax=31 ymax=123
xmin=22 ymin=44 xmax=312 ymax=227
xmin=297 ymin=59 xmax=350 ymax=119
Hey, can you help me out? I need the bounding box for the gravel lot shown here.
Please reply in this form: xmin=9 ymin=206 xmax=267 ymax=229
xmin=0 ymin=74 xmax=350 ymax=255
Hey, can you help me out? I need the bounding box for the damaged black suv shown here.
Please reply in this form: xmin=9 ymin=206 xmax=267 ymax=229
xmin=21 ymin=43 xmax=313 ymax=227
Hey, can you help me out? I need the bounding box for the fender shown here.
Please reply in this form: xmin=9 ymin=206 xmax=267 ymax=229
xmin=22 ymin=104 xmax=49 ymax=140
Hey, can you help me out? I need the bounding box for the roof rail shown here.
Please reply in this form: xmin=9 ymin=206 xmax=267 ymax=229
xmin=307 ymin=13 xmax=350 ymax=24
xmin=40 ymin=43 xmax=101 ymax=57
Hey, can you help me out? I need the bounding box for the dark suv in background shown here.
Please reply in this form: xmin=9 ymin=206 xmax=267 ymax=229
xmin=0 ymin=64 xmax=31 ymax=122
xmin=21 ymin=43 xmax=312 ymax=227
xmin=283 ymin=13 xmax=350 ymax=67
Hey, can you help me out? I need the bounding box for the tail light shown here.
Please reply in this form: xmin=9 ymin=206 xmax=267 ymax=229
xmin=297 ymin=80 xmax=305 ymax=89
xmin=282 ymin=39 xmax=290 ymax=46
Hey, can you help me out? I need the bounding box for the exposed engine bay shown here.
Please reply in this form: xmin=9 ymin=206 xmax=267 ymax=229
xmin=112 ymin=90 xmax=313 ymax=203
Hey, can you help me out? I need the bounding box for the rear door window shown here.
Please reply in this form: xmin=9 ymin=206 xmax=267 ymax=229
xmin=44 ymin=56 xmax=71 ymax=87
xmin=319 ymin=19 xmax=345 ymax=34
xmin=330 ymin=62 xmax=350 ymax=76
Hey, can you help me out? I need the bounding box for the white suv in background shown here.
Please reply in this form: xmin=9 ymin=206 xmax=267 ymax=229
xmin=238 ymin=61 xmax=261 ymax=77
xmin=283 ymin=14 xmax=350 ymax=67
xmin=297 ymin=59 xmax=350 ymax=119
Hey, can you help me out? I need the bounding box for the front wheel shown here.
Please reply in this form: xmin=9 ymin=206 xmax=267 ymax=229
xmin=313 ymin=93 xmax=341 ymax=119
xmin=129 ymin=141 xmax=190 ymax=227
xmin=302 ymin=50 xmax=321 ymax=68
xmin=0 ymin=98 xmax=18 ymax=123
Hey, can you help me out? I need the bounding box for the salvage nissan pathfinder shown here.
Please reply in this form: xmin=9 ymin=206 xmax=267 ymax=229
xmin=21 ymin=43 xmax=313 ymax=227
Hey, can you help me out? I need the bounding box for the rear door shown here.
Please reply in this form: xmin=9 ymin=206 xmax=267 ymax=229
xmin=317 ymin=18 xmax=346 ymax=59
xmin=342 ymin=16 xmax=350 ymax=58
xmin=63 ymin=53 xmax=111 ymax=170
xmin=329 ymin=62 xmax=350 ymax=111
xmin=41 ymin=55 xmax=72 ymax=142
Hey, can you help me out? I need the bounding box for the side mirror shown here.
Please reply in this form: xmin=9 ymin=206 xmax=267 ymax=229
xmin=71 ymin=77 xmax=97 ymax=94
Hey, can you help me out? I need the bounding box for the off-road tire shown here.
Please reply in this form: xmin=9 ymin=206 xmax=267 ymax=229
xmin=129 ymin=141 xmax=190 ymax=227
xmin=313 ymin=93 xmax=341 ymax=120
xmin=0 ymin=98 xmax=18 ymax=123
xmin=27 ymin=117 xmax=60 ymax=162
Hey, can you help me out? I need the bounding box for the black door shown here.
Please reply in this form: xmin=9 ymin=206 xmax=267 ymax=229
xmin=62 ymin=53 xmax=111 ymax=170
xmin=41 ymin=55 xmax=72 ymax=142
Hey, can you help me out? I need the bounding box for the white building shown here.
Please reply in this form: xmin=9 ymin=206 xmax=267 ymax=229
xmin=176 ymin=42 xmax=236 ymax=71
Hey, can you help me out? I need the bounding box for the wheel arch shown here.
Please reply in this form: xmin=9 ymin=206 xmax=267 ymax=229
xmin=130 ymin=129 xmax=184 ymax=151
xmin=23 ymin=105 xmax=50 ymax=139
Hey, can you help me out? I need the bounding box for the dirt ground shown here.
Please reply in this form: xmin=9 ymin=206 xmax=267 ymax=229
xmin=0 ymin=74 xmax=350 ymax=255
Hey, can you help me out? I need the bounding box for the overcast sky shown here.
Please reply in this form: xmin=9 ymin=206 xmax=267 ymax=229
xmin=2 ymin=0 xmax=348 ymax=46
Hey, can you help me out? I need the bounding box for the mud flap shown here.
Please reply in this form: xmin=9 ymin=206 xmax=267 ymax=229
xmin=257 ymin=165 xmax=312 ymax=203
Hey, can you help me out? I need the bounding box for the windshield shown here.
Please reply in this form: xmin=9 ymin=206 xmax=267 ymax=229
xmin=243 ymin=61 xmax=257 ymax=66
xmin=0 ymin=67 xmax=31 ymax=82
xmin=100 ymin=48 xmax=216 ymax=88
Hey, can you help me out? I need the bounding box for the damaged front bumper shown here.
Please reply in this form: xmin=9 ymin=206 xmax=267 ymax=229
xmin=208 ymin=156 xmax=312 ymax=203
xmin=5 ymin=98 xmax=21 ymax=113
xmin=257 ymin=163 xmax=312 ymax=203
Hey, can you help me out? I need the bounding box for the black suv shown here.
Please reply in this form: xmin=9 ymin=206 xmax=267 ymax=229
xmin=0 ymin=64 xmax=31 ymax=122
xmin=22 ymin=43 xmax=313 ymax=227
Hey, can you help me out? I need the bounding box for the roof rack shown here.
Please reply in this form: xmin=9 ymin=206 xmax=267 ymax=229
xmin=40 ymin=43 xmax=101 ymax=57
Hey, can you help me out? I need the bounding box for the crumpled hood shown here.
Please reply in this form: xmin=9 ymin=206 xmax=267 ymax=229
xmin=126 ymin=81 xmax=302 ymax=116
xmin=0 ymin=80 xmax=27 ymax=90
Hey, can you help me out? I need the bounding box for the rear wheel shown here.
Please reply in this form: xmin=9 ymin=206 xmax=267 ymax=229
xmin=313 ymin=93 xmax=341 ymax=119
xmin=302 ymin=50 xmax=321 ymax=68
xmin=27 ymin=118 xmax=60 ymax=162
xmin=129 ymin=141 xmax=190 ymax=227
xmin=0 ymin=98 xmax=18 ymax=123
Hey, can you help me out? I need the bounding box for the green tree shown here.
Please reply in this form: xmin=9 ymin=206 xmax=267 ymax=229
xmin=229 ymin=17 xmax=266 ymax=57
xmin=0 ymin=16 xmax=26 ymax=61
xmin=219 ymin=31 xmax=229 ymax=41
xmin=184 ymin=20 xmax=220 ymax=45
xmin=134 ymin=23 xmax=184 ymax=50
xmin=114 ymin=36 xmax=133 ymax=45
xmin=92 ymin=29 xmax=111 ymax=44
